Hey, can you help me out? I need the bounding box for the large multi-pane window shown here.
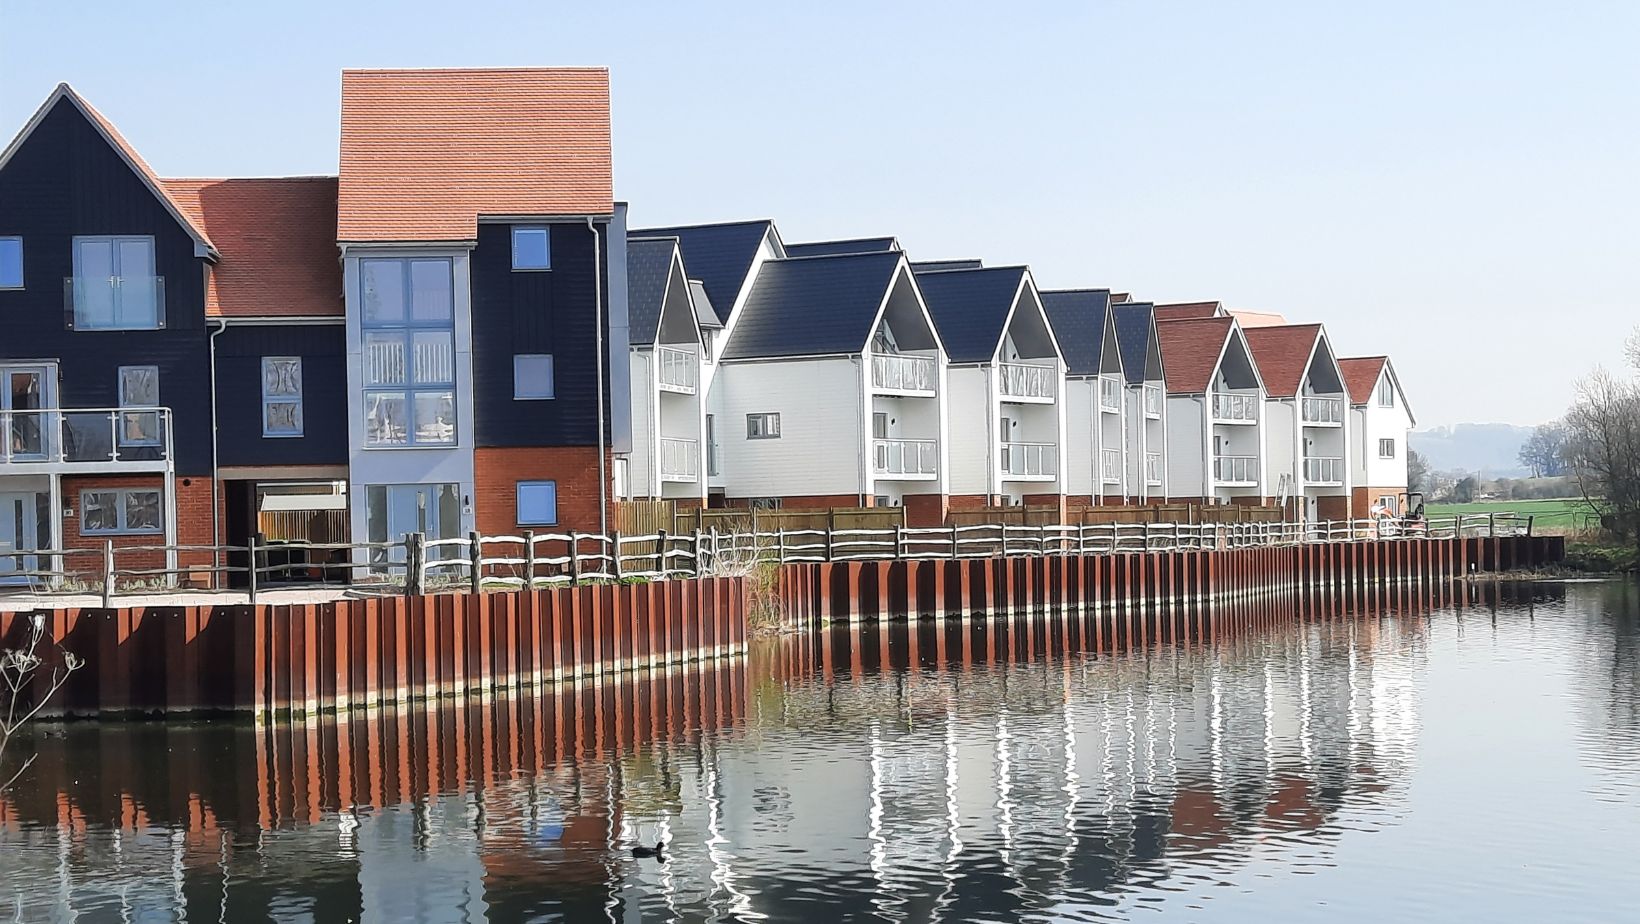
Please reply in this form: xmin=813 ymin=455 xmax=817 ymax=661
xmin=71 ymin=236 xmax=160 ymax=330
xmin=365 ymin=483 xmax=461 ymax=570
xmin=117 ymin=365 xmax=160 ymax=447
xmin=81 ymin=488 xmax=161 ymax=535
xmin=360 ymin=258 xmax=456 ymax=447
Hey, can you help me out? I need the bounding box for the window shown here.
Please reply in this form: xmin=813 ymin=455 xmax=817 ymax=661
xmin=701 ymin=330 xmax=714 ymax=363
xmin=1376 ymin=377 xmax=1394 ymax=407
xmin=1378 ymin=438 xmax=1396 ymax=459
xmin=512 ymin=227 xmax=551 ymax=271
xmin=0 ymin=237 xmax=21 ymax=289
xmin=873 ymin=494 xmax=892 ymax=508
xmin=705 ymin=414 xmax=719 ymax=477
xmin=118 ymin=365 xmax=160 ymax=447
xmin=514 ymin=354 xmax=555 ymax=399
xmin=262 ymin=357 xmax=303 ymax=437
xmin=71 ymin=236 xmax=159 ymax=329
xmin=365 ymin=483 xmax=461 ymax=571
xmin=1378 ymin=495 xmax=1399 ymax=515
xmin=361 ymin=258 xmax=456 ymax=447
xmin=81 ymin=489 xmax=162 ymax=535
xmin=516 ymin=481 xmax=558 ymax=526
xmin=746 ymin=412 xmax=781 ymax=439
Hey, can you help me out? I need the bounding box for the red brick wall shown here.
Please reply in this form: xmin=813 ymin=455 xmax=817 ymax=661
xmin=902 ymin=493 xmax=947 ymax=528
xmin=1352 ymin=486 xmax=1407 ymax=517
xmin=947 ymin=494 xmax=992 ymax=511
xmin=1317 ymin=495 xmax=1351 ymax=521
xmin=60 ymin=474 xmax=217 ymax=585
xmin=474 ymin=447 xmax=614 ymax=536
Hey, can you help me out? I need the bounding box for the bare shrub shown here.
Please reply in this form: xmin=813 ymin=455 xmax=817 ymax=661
xmin=1 ymin=614 xmax=83 ymax=793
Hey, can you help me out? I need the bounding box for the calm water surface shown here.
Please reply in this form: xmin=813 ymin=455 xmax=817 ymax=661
xmin=3 ymin=581 xmax=1640 ymax=922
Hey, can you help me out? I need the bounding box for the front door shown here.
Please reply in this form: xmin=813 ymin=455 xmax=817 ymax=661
xmin=2 ymin=367 xmax=48 ymax=461
xmin=0 ymin=492 xmax=41 ymax=581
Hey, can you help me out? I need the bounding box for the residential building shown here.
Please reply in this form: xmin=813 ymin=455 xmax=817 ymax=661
xmin=1112 ymin=302 xmax=1169 ymax=503
xmin=913 ymin=266 xmax=1067 ymax=511
xmin=1154 ymin=301 xmax=1224 ymax=322
xmin=1155 ymin=317 xmax=1268 ymax=505
xmin=622 ymin=237 xmax=711 ymax=503
xmin=1040 ymin=289 xmax=1128 ymax=505
xmin=1339 ymin=356 xmax=1416 ymax=515
xmin=1243 ymin=324 xmax=1352 ymax=522
xmin=336 ymin=68 xmax=627 ymax=562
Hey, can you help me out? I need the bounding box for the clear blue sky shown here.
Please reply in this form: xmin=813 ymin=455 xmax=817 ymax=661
xmin=4 ymin=1 xmax=1635 ymax=428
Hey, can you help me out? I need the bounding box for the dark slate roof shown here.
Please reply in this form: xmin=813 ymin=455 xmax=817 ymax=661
xmin=1039 ymin=289 xmax=1112 ymax=377
xmin=688 ymin=280 xmax=721 ymax=329
xmin=722 ymin=251 xmax=904 ymax=361
xmin=630 ymin=220 xmax=775 ymax=323
xmin=912 ymin=266 xmax=1027 ymax=364
xmin=625 ymin=237 xmax=677 ymax=346
xmin=1114 ymin=303 xmax=1157 ymax=385
xmin=912 ymin=259 xmax=983 ymax=272
xmin=784 ymin=237 xmax=899 ymax=258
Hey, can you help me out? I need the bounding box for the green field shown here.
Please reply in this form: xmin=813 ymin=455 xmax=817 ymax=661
xmin=1422 ymin=497 xmax=1598 ymax=532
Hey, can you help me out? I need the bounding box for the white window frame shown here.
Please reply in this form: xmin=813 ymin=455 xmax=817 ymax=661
xmin=516 ymin=480 xmax=558 ymax=526
xmin=80 ymin=488 xmax=163 ymax=535
xmin=117 ymin=365 xmax=161 ymax=448
xmin=261 ymin=356 xmax=304 ymax=437
xmin=700 ymin=330 xmax=714 ymax=364
xmin=746 ymin=412 xmax=781 ymax=440
xmin=360 ymin=257 xmax=458 ymax=448
xmin=1376 ymin=377 xmax=1394 ymax=408
xmin=511 ymin=226 xmax=552 ymax=271
xmin=0 ymin=236 xmax=21 ymax=290
xmin=1378 ymin=438 xmax=1396 ymax=459
xmin=513 ymin=354 xmax=555 ymax=400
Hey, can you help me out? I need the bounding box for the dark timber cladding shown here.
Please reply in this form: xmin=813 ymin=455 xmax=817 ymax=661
xmin=469 ymin=220 xmax=612 ymax=446
xmin=213 ymin=324 xmax=347 ymax=467
xmin=0 ymin=96 xmax=212 ymax=474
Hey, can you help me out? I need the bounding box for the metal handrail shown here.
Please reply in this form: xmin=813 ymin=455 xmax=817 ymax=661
xmin=1213 ymin=454 xmax=1259 ymax=483
xmin=1000 ymin=441 xmax=1057 ymax=477
xmin=655 ymin=346 xmax=697 ymax=393
xmin=998 ymin=362 xmax=1055 ymax=399
xmin=873 ymin=437 xmax=938 ymax=476
xmin=659 ymin=436 xmax=698 ymax=481
xmin=0 ymin=406 xmax=174 ymax=465
xmin=1211 ymin=392 xmax=1257 ymax=421
xmin=871 ymin=353 xmax=936 ymax=392
xmin=1301 ymin=396 xmax=1344 ymax=424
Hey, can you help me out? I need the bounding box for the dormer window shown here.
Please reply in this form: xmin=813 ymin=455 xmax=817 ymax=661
xmin=511 ymin=226 xmax=551 ymax=271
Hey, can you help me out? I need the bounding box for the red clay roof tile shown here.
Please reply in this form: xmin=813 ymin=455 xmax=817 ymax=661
xmin=1155 ymin=301 xmax=1223 ymax=322
xmin=1155 ymin=317 xmax=1235 ymax=394
xmin=338 ymin=68 xmax=613 ymax=242
xmin=1338 ymin=356 xmax=1389 ymax=405
xmin=1243 ymin=324 xmax=1323 ymax=398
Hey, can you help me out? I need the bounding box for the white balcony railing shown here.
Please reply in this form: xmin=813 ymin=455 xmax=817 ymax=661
xmin=1099 ymin=377 xmax=1122 ymax=412
xmin=656 ymin=346 xmax=697 ymax=394
xmin=871 ymin=353 xmax=937 ymax=393
xmin=1303 ymin=455 xmax=1345 ymax=485
xmin=1145 ymin=451 xmax=1163 ymax=485
xmin=1143 ymin=383 xmax=1164 ymax=418
xmin=1211 ymin=392 xmax=1257 ymax=422
xmin=659 ymin=437 xmax=699 ymax=482
xmin=0 ymin=407 xmax=173 ymax=471
xmin=1100 ymin=448 xmax=1121 ymax=483
xmin=1213 ymin=454 xmax=1259 ymax=484
xmin=873 ymin=438 xmax=938 ymax=477
xmin=998 ymin=362 xmax=1055 ymax=400
xmin=1301 ymin=396 xmax=1344 ymax=425
xmin=1000 ymin=441 xmax=1057 ymax=478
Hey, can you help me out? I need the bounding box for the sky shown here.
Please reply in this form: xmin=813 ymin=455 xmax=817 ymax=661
xmin=3 ymin=1 xmax=1636 ymax=429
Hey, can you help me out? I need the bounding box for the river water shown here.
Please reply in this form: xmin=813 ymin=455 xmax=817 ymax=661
xmin=2 ymin=580 xmax=1639 ymax=922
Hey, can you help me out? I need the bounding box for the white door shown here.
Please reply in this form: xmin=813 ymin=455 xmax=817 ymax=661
xmin=0 ymin=492 xmax=40 ymax=580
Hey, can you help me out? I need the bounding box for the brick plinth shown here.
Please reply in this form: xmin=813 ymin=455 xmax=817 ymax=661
xmin=474 ymin=446 xmax=614 ymax=537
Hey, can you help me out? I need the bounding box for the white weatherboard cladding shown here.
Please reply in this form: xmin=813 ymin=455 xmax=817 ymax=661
xmin=1165 ymin=395 xmax=1205 ymax=498
xmin=716 ymin=357 xmax=864 ymax=498
xmin=625 ymin=350 xmax=653 ymax=498
xmin=1063 ymin=379 xmax=1095 ymax=496
xmin=342 ymin=248 xmax=477 ymax=550
xmin=1265 ymin=399 xmax=1297 ymax=497
xmin=1361 ymin=367 xmax=1413 ymax=489
xmin=944 ymin=367 xmax=991 ymax=496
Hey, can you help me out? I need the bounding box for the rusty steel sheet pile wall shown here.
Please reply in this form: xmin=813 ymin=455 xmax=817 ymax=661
xmin=777 ymin=535 xmax=1563 ymax=630
xmin=0 ymin=577 xmax=748 ymax=720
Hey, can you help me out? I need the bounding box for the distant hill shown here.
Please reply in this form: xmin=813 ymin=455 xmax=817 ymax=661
xmin=1409 ymin=424 xmax=1532 ymax=477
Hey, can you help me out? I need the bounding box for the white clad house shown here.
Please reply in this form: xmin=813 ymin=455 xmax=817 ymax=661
xmin=1112 ymin=303 xmax=1169 ymax=503
xmin=1040 ymin=289 xmax=1128 ymax=504
xmin=913 ymin=266 xmax=1068 ymax=511
xmin=1243 ymin=324 xmax=1352 ymax=521
xmin=1339 ymin=356 xmax=1416 ymax=516
xmin=621 ymin=237 xmax=709 ymax=502
xmin=1155 ymin=317 xmax=1269 ymax=505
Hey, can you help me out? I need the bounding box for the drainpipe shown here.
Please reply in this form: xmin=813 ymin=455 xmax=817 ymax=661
xmin=208 ymin=317 xmax=228 ymax=588
xmin=588 ymin=218 xmax=608 ymax=536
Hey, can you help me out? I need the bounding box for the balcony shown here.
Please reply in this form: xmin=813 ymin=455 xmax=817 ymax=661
xmin=997 ymin=362 xmax=1055 ymax=402
xmin=873 ymin=438 xmax=938 ymax=479
xmin=659 ymin=437 xmax=698 ymax=482
xmin=1100 ymin=448 xmax=1121 ymax=484
xmin=1301 ymin=395 xmax=1344 ymax=426
xmin=1000 ymin=441 xmax=1057 ymax=480
xmin=1143 ymin=383 xmax=1164 ymax=418
xmin=1145 ymin=451 xmax=1162 ymax=486
xmin=0 ymin=407 xmax=173 ymax=473
xmin=656 ymin=346 xmax=697 ymax=395
xmin=1099 ymin=377 xmax=1122 ymax=413
xmin=1213 ymin=454 xmax=1259 ymax=486
xmin=871 ymin=353 xmax=936 ymax=395
xmin=1303 ymin=455 xmax=1345 ymax=485
xmin=64 ymin=276 xmax=167 ymax=331
xmin=1211 ymin=392 xmax=1257 ymax=424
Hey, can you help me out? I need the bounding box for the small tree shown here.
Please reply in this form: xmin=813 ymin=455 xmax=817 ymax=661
xmin=1453 ymin=476 xmax=1479 ymax=503
xmin=1 ymin=614 xmax=82 ymax=793
xmin=1407 ymin=449 xmax=1430 ymax=494
xmin=1564 ymin=349 xmax=1640 ymax=554
xmin=1518 ymin=423 xmax=1569 ymax=478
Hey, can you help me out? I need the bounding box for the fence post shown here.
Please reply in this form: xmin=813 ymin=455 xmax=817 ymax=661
xmin=949 ymin=525 xmax=958 ymax=559
xmin=612 ymin=531 xmax=625 ymax=581
xmin=1527 ymin=516 xmax=1534 ymax=538
xmin=469 ymin=530 xmax=483 ymax=595
xmin=405 ymin=532 xmax=425 ymax=596
xmin=568 ymin=532 xmax=581 ymax=586
xmin=655 ymin=528 xmax=668 ymax=576
xmin=691 ymin=528 xmax=703 ymax=576
xmin=894 ymin=524 xmax=904 ymax=559
xmin=1488 ymin=513 xmax=1497 ymax=537
xmin=823 ymin=524 xmax=833 ymax=561
xmin=523 ymin=530 xmax=536 ymax=589
xmin=247 ymin=534 xmax=259 ymax=606
xmin=101 ymin=538 xmax=114 ymax=608
xmin=776 ymin=527 xmax=786 ymax=564
xmin=708 ymin=526 xmax=719 ymax=573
